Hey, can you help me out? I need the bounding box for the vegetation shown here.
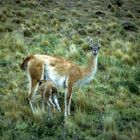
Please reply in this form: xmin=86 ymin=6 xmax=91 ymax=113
xmin=0 ymin=0 xmax=140 ymax=139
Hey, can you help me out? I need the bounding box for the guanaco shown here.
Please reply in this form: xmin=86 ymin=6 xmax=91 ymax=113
xmin=20 ymin=37 xmax=101 ymax=116
xmin=38 ymin=80 xmax=61 ymax=113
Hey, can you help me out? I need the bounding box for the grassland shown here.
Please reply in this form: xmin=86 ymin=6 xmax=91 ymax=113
xmin=0 ymin=0 xmax=140 ymax=140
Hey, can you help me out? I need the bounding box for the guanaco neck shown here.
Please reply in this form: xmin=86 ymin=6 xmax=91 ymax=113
xmin=75 ymin=54 xmax=99 ymax=86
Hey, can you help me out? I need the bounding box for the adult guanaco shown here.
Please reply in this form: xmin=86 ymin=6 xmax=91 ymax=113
xmin=20 ymin=37 xmax=101 ymax=117
xmin=38 ymin=80 xmax=61 ymax=114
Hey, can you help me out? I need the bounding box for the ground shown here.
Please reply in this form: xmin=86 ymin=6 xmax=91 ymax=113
xmin=0 ymin=0 xmax=140 ymax=140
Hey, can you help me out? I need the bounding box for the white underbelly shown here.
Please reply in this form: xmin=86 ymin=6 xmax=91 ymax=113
xmin=49 ymin=72 xmax=66 ymax=88
xmin=44 ymin=64 xmax=67 ymax=88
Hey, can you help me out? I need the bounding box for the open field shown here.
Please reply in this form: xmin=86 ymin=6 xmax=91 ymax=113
xmin=0 ymin=0 xmax=140 ymax=139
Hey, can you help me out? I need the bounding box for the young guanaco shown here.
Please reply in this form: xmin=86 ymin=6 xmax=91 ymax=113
xmin=38 ymin=80 xmax=61 ymax=113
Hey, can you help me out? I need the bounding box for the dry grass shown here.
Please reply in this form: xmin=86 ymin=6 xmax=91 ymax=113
xmin=0 ymin=0 xmax=140 ymax=139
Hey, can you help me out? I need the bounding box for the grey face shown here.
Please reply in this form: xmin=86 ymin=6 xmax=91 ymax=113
xmin=91 ymin=43 xmax=100 ymax=55
xmin=86 ymin=37 xmax=101 ymax=56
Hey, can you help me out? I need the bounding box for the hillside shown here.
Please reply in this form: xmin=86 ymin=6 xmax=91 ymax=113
xmin=0 ymin=0 xmax=140 ymax=140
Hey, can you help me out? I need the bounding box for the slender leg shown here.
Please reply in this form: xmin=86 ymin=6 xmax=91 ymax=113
xmin=28 ymin=79 xmax=39 ymax=113
xmin=28 ymin=62 xmax=43 ymax=113
xmin=42 ymin=99 xmax=45 ymax=113
xmin=64 ymin=88 xmax=68 ymax=117
xmin=67 ymin=86 xmax=72 ymax=116
xmin=53 ymin=95 xmax=61 ymax=112
xmin=67 ymin=94 xmax=72 ymax=116
xmin=48 ymin=97 xmax=56 ymax=113
xmin=41 ymin=91 xmax=46 ymax=112
xmin=47 ymin=102 xmax=51 ymax=116
xmin=29 ymin=101 xmax=35 ymax=113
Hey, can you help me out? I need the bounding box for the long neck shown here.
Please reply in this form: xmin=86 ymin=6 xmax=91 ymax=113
xmin=75 ymin=54 xmax=98 ymax=86
xmin=83 ymin=54 xmax=98 ymax=78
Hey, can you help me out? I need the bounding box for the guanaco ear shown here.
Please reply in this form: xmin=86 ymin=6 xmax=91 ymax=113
xmin=19 ymin=58 xmax=24 ymax=69
xmin=97 ymin=40 xmax=102 ymax=49
xmin=52 ymin=87 xmax=58 ymax=94
xmin=49 ymin=88 xmax=53 ymax=93
xmin=86 ymin=36 xmax=93 ymax=48
xmin=38 ymin=79 xmax=46 ymax=86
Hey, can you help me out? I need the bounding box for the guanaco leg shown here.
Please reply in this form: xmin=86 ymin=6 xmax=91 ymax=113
xmin=28 ymin=78 xmax=39 ymax=113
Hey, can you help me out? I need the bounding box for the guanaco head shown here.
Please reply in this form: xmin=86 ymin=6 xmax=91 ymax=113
xmin=87 ymin=37 xmax=101 ymax=55
xmin=38 ymin=79 xmax=46 ymax=86
xmin=38 ymin=80 xmax=58 ymax=95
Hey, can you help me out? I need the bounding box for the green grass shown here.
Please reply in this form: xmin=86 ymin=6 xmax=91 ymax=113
xmin=0 ymin=0 xmax=140 ymax=140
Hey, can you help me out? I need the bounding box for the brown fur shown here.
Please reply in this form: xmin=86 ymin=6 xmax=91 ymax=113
xmin=38 ymin=80 xmax=60 ymax=113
